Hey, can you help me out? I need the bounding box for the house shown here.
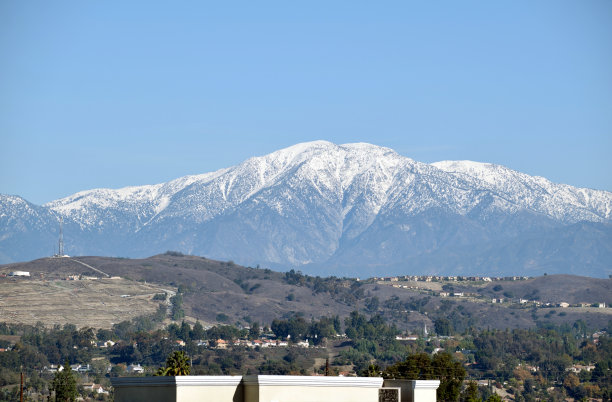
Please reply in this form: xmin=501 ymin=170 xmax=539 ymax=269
xmin=296 ymin=340 xmax=309 ymax=348
xmin=558 ymin=302 xmax=570 ymax=308
xmin=567 ymin=364 xmax=595 ymax=373
xmin=127 ymin=364 xmax=145 ymax=374
xmin=45 ymin=364 xmax=64 ymax=373
xmin=97 ymin=340 xmax=116 ymax=348
xmin=8 ymin=271 xmax=30 ymax=277
xmin=83 ymin=383 xmax=109 ymax=395
xmin=78 ymin=364 xmax=92 ymax=373
xmin=395 ymin=335 xmax=418 ymax=341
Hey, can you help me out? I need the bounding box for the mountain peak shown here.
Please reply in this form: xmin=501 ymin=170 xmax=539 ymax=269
xmin=1 ymin=142 xmax=611 ymax=277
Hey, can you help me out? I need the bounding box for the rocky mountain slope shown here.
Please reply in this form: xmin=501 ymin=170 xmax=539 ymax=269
xmin=1 ymin=141 xmax=611 ymax=277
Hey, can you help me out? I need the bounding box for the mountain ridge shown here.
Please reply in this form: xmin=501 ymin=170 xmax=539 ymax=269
xmin=1 ymin=141 xmax=611 ymax=277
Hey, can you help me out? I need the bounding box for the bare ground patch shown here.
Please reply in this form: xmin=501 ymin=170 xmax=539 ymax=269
xmin=0 ymin=278 xmax=175 ymax=329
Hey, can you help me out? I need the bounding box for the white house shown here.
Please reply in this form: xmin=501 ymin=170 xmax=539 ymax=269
xmin=84 ymin=383 xmax=109 ymax=395
xmin=127 ymin=364 xmax=145 ymax=374
xmin=97 ymin=340 xmax=116 ymax=348
xmin=8 ymin=271 xmax=30 ymax=277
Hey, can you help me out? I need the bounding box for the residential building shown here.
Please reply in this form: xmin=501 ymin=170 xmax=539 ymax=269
xmin=127 ymin=364 xmax=145 ymax=374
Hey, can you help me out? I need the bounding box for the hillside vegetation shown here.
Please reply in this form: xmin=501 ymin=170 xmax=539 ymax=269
xmin=1 ymin=254 xmax=610 ymax=332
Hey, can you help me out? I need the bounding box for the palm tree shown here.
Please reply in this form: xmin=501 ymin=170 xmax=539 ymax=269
xmin=156 ymin=351 xmax=191 ymax=376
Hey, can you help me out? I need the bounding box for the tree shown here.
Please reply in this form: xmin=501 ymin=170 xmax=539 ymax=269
xmin=434 ymin=318 xmax=453 ymax=336
xmin=383 ymin=352 xmax=465 ymax=401
xmin=179 ymin=321 xmax=191 ymax=342
xmin=248 ymin=322 xmax=260 ymax=340
xmin=461 ymin=381 xmax=481 ymax=402
xmin=52 ymin=360 xmax=77 ymax=401
xmin=365 ymin=297 xmax=380 ymax=312
xmin=362 ymin=364 xmax=382 ymax=377
xmin=156 ymin=351 xmax=191 ymax=376
xmin=433 ymin=352 xmax=465 ymax=401
xmin=192 ymin=321 xmax=205 ymax=340
xmin=383 ymin=353 xmax=433 ymax=380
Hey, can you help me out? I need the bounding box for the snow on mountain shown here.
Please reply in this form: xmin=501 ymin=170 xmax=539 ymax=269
xmin=431 ymin=160 xmax=611 ymax=222
xmin=44 ymin=170 xmax=230 ymax=229
xmin=2 ymin=141 xmax=611 ymax=276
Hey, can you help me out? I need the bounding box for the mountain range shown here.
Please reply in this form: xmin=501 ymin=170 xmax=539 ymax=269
xmin=1 ymin=141 xmax=611 ymax=277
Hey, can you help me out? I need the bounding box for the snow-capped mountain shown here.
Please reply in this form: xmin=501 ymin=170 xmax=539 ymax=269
xmin=2 ymin=141 xmax=611 ymax=277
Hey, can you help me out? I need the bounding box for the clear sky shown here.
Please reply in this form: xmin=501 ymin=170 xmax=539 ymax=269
xmin=1 ymin=1 xmax=611 ymax=205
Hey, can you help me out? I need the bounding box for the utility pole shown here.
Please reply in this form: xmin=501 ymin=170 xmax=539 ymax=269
xmin=20 ymin=371 xmax=23 ymax=402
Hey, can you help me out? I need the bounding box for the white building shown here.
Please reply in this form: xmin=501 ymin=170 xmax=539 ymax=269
xmin=112 ymin=376 xmax=440 ymax=402
xmin=127 ymin=364 xmax=145 ymax=374
xmin=8 ymin=271 xmax=30 ymax=277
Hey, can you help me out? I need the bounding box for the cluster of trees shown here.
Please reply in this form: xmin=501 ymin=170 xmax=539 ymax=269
xmin=332 ymin=311 xmax=409 ymax=374
xmin=463 ymin=325 xmax=612 ymax=400
xmin=1 ymin=313 xmax=611 ymax=401
xmin=283 ymin=269 xmax=365 ymax=304
xmin=0 ymin=323 xmax=98 ymax=374
xmin=270 ymin=315 xmax=340 ymax=344
xmin=383 ymin=352 xmax=465 ymax=401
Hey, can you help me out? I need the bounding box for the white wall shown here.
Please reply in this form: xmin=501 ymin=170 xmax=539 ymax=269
xmin=112 ymin=375 xmax=439 ymax=402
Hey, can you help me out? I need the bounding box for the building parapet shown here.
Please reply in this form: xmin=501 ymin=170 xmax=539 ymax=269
xmin=112 ymin=375 xmax=439 ymax=402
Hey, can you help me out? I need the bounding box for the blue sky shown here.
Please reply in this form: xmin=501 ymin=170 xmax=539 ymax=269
xmin=1 ymin=1 xmax=611 ymax=205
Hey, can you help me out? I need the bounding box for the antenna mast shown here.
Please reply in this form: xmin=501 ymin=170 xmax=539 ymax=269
xmin=58 ymin=217 xmax=64 ymax=256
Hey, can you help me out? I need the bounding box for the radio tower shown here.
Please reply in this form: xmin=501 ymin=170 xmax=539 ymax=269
xmin=57 ymin=217 xmax=64 ymax=256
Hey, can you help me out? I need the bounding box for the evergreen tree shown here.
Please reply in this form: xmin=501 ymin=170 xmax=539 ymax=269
xmin=461 ymin=381 xmax=482 ymax=402
xmin=156 ymin=351 xmax=191 ymax=376
xmin=192 ymin=321 xmax=205 ymax=340
xmin=52 ymin=360 xmax=77 ymax=402
xmin=248 ymin=322 xmax=260 ymax=340
xmin=383 ymin=352 xmax=465 ymax=402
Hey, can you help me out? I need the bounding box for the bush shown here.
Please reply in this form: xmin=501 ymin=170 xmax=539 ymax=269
xmin=216 ymin=313 xmax=229 ymax=322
